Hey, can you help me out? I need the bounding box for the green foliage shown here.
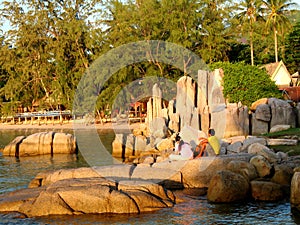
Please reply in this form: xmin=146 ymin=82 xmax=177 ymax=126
xmin=210 ymin=62 xmax=282 ymax=107
xmin=0 ymin=0 xmax=298 ymax=116
xmin=284 ymin=21 xmax=300 ymax=74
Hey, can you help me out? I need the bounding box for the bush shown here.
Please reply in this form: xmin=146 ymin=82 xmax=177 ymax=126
xmin=210 ymin=62 xmax=282 ymax=107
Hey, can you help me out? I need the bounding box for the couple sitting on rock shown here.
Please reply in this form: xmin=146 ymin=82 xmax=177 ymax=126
xmin=169 ymin=128 xmax=220 ymax=161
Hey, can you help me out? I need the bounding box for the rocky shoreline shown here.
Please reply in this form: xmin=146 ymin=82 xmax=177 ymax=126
xmin=1 ymin=148 xmax=300 ymax=217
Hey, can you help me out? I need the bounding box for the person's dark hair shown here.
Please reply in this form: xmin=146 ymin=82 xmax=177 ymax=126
xmin=208 ymin=128 xmax=215 ymax=136
xmin=175 ymin=133 xmax=181 ymax=142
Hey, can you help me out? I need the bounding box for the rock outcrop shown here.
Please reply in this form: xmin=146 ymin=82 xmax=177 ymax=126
xmin=207 ymin=170 xmax=250 ymax=203
xmin=291 ymin=172 xmax=300 ymax=213
xmin=0 ymin=177 xmax=175 ymax=217
xmin=250 ymin=181 xmax=284 ymax=201
xmin=2 ymin=132 xmax=77 ymax=157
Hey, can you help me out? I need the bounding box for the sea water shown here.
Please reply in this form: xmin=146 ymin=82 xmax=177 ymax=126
xmin=0 ymin=129 xmax=299 ymax=225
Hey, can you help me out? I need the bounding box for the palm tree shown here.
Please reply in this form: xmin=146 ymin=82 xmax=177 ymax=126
xmin=262 ymin=0 xmax=297 ymax=62
xmin=236 ymin=0 xmax=264 ymax=66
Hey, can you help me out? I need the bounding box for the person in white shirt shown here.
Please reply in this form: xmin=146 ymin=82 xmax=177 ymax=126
xmin=169 ymin=134 xmax=194 ymax=161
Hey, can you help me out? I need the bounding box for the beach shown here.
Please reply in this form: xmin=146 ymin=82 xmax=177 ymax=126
xmin=0 ymin=121 xmax=142 ymax=131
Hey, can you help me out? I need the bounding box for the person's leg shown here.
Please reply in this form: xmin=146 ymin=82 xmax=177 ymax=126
xmin=169 ymin=154 xmax=189 ymax=161
xmin=194 ymin=142 xmax=207 ymax=158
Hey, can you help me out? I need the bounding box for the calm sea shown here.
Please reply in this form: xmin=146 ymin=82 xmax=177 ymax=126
xmin=0 ymin=128 xmax=299 ymax=225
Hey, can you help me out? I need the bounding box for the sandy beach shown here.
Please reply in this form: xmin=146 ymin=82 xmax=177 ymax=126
xmin=0 ymin=121 xmax=142 ymax=131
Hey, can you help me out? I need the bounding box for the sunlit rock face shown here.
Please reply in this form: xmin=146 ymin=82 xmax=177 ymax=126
xmin=0 ymin=173 xmax=175 ymax=217
xmin=2 ymin=132 xmax=77 ymax=156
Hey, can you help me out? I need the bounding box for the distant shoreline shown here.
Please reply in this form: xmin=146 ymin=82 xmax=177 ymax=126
xmin=0 ymin=121 xmax=142 ymax=131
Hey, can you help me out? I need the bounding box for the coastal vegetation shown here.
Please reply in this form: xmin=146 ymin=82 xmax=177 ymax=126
xmin=210 ymin=62 xmax=282 ymax=107
xmin=0 ymin=0 xmax=299 ymax=116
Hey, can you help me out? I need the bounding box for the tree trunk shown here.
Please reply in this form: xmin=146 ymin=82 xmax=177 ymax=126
xmin=250 ymin=29 xmax=254 ymax=66
xmin=274 ymin=26 xmax=278 ymax=62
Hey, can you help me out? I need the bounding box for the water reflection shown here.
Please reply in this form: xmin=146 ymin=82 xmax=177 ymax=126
xmin=0 ymin=153 xmax=88 ymax=194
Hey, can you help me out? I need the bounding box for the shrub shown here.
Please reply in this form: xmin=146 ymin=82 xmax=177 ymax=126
xmin=210 ymin=62 xmax=282 ymax=107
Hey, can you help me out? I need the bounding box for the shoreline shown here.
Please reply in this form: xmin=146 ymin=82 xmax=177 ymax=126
xmin=0 ymin=121 xmax=143 ymax=131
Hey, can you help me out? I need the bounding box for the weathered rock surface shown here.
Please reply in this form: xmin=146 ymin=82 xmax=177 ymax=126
xmin=250 ymin=98 xmax=268 ymax=111
xmin=207 ymin=170 xmax=250 ymax=203
xmin=29 ymin=165 xmax=183 ymax=190
xmin=250 ymin=181 xmax=284 ymax=201
xmin=267 ymin=138 xmax=298 ymax=146
xmin=270 ymin=124 xmax=291 ymax=133
xmin=226 ymin=160 xmax=258 ymax=181
xmin=0 ymin=178 xmax=175 ymax=217
xmin=240 ymin=137 xmax=267 ymax=152
xmin=2 ymin=136 xmax=26 ymax=156
xmin=269 ymin=98 xmax=296 ymax=128
xmin=271 ymin=164 xmax=293 ymax=186
xmin=176 ymin=76 xmax=196 ymax=129
xmin=153 ymin=154 xmax=253 ymax=188
xmin=2 ymin=132 xmax=77 ymax=156
xmin=250 ymin=155 xmax=272 ymax=178
xmin=248 ymin=143 xmax=279 ymax=164
xmin=156 ymin=138 xmax=174 ymax=151
xmin=291 ymin=172 xmax=300 ymax=212
xmin=212 ymin=103 xmax=249 ymax=138
xmin=251 ymin=115 xmax=269 ymax=135
xmin=112 ymin=134 xmax=124 ymax=158
xmin=254 ymin=103 xmax=271 ymax=122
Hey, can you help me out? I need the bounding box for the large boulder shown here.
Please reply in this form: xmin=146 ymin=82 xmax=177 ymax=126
xmin=29 ymin=167 xmax=101 ymax=188
xmin=207 ymin=170 xmax=250 ymax=203
xmin=250 ymin=98 xmax=268 ymax=111
xmin=52 ymin=132 xmax=77 ymax=154
xmin=125 ymin=134 xmax=135 ymax=157
xmin=29 ymin=165 xmax=183 ymax=190
xmin=250 ymin=181 xmax=284 ymax=201
xmin=156 ymin=138 xmax=174 ymax=152
xmin=248 ymin=143 xmax=279 ymax=164
xmin=2 ymin=136 xmax=26 ymax=156
xmin=271 ymin=164 xmax=294 ymax=186
xmin=226 ymin=141 xmax=243 ymax=154
xmin=226 ymin=160 xmax=258 ymax=181
xmin=251 ymin=115 xmax=269 ymax=135
xmin=211 ymin=103 xmax=249 ymax=138
xmin=153 ymin=154 xmax=253 ymax=188
xmin=254 ymin=103 xmax=271 ymax=122
xmin=240 ymin=137 xmax=267 ymax=152
xmin=168 ymin=112 xmax=180 ymax=133
xmin=176 ymin=76 xmax=196 ymax=129
xmin=2 ymin=132 xmax=77 ymax=156
xmin=291 ymin=172 xmax=300 ymax=212
xmin=134 ymin=135 xmax=147 ymax=155
xmin=297 ymin=103 xmax=300 ymax=127
xmin=268 ymin=98 xmax=296 ymax=128
xmin=270 ymin=124 xmax=291 ymax=133
xmin=149 ymin=117 xmax=168 ymax=139
xmin=250 ymin=155 xmax=272 ymax=178
xmin=0 ymin=178 xmax=175 ymax=217
xmin=112 ymin=134 xmax=124 ymax=158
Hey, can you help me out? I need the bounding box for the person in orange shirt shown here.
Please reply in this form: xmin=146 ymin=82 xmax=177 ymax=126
xmin=194 ymin=128 xmax=220 ymax=158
